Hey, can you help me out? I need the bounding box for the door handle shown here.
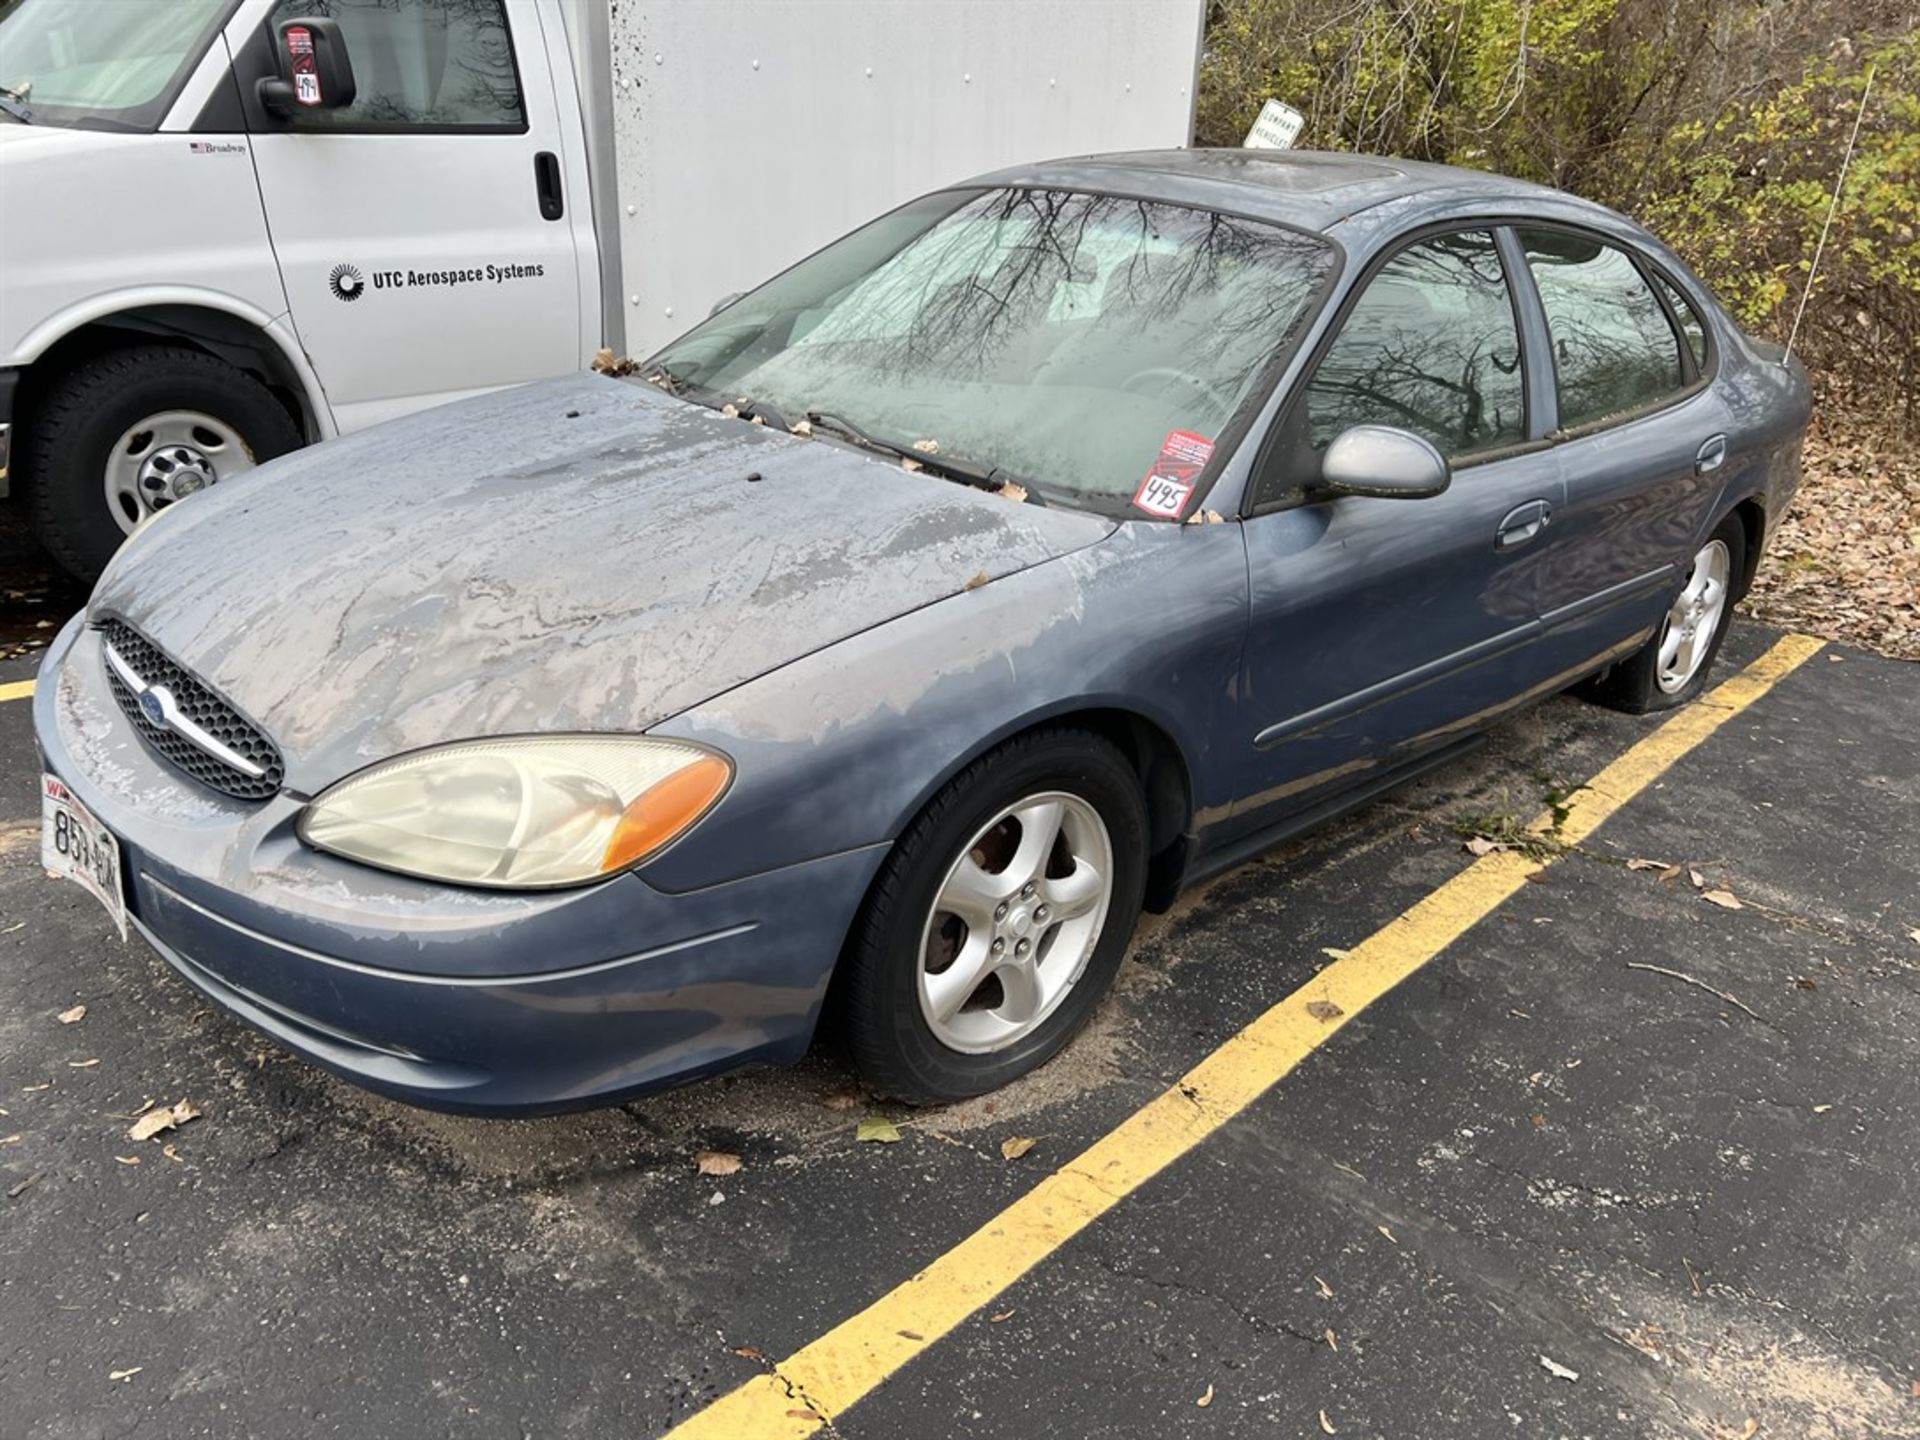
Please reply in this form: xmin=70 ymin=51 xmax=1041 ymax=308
xmin=1695 ymin=434 xmax=1727 ymax=474
xmin=534 ymin=151 xmax=564 ymax=222
xmin=1495 ymin=498 xmax=1553 ymax=550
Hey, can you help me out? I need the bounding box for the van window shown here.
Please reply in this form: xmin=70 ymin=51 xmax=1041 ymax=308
xmin=266 ymin=0 xmax=523 ymax=130
xmin=1518 ymin=230 xmax=1687 ymax=430
xmin=0 ymin=0 xmax=231 ymax=132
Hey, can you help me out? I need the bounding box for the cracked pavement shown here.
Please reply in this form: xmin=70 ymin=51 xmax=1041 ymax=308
xmin=1 ymin=561 xmax=1915 ymax=1439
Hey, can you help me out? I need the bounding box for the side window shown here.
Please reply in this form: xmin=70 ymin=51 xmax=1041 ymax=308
xmin=1304 ymin=230 xmax=1526 ymax=460
xmin=1656 ymin=276 xmax=1709 ymax=371
xmin=267 ymin=0 xmax=524 ymax=129
xmin=1518 ymin=230 xmax=1686 ymax=430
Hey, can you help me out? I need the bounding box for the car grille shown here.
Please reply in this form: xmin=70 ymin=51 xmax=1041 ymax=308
xmin=97 ymin=618 xmax=284 ymax=801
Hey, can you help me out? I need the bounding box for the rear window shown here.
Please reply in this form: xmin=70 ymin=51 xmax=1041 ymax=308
xmin=1519 ymin=230 xmax=1687 ymax=431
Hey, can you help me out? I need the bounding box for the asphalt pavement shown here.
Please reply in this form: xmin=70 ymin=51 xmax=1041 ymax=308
xmin=1 ymin=547 xmax=1915 ymax=1439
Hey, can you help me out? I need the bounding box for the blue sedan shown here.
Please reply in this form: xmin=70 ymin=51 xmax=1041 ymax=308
xmin=35 ymin=150 xmax=1809 ymax=1111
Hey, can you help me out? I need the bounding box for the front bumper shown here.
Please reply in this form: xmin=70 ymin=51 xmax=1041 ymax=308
xmin=35 ymin=615 xmax=886 ymax=1114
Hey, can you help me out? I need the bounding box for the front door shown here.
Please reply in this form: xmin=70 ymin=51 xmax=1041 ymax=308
xmin=1230 ymin=228 xmax=1565 ymax=838
xmin=232 ymin=0 xmax=585 ymax=433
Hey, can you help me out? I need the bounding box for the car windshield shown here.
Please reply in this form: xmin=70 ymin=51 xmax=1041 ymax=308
xmin=0 ymin=0 xmax=232 ymax=131
xmin=646 ymin=187 xmax=1336 ymax=514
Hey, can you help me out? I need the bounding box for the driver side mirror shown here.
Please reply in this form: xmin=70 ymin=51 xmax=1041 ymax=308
xmin=1314 ymin=425 xmax=1451 ymax=501
xmin=258 ymin=17 xmax=357 ymax=119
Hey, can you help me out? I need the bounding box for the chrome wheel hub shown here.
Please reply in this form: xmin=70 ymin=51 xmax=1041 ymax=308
xmin=1656 ymin=538 xmax=1731 ymax=694
xmin=105 ymin=410 xmax=256 ymax=533
xmin=917 ymin=791 xmax=1114 ymax=1055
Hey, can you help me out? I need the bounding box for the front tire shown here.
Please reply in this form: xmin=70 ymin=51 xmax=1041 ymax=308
xmin=839 ymin=728 xmax=1149 ymax=1103
xmin=1584 ymin=513 xmax=1745 ymax=714
xmin=20 ymin=345 xmax=302 ymax=582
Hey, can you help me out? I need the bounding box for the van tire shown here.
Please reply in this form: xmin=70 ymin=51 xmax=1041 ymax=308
xmin=20 ymin=346 xmax=302 ymax=583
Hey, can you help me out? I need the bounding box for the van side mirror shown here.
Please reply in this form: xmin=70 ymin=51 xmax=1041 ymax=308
xmin=258 ymin=17 xmax=357 ymax=119
xmin=1314 ymin=425 xmax=1450 ymax=501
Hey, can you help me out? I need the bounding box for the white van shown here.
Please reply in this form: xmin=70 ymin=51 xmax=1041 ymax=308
xmin=0 ymin=0 xmax=1202 ymax=578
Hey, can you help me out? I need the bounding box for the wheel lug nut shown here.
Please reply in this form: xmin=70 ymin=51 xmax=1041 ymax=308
xmin=1015 ymin=938 xmax=1030 ymax=956
xmin=994 ymin=902 xmax=1008 ymax=920
xmin=1021 ymin=882 xmax=1036 ymax=898
xmin=1033 ymin=905 xmax=1049 ymax=922
xmin=991 ymin=937 xmax=1005 ymax=954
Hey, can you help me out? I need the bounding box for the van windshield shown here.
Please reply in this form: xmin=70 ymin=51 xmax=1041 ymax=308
xmin=647 ymin=187 xmax=1336 ymax=516
xmin=0 ymin=0 xmax=232 ymax=132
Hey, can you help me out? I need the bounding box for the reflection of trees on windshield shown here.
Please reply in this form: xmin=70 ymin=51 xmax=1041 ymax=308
xmin=803 ymin=188 xmax=1330 ymax=413
xmin=1520 ymin=232 xmax=1684 ymax=428
xmin=1306 ymin=231 xmax=1524 ymax=456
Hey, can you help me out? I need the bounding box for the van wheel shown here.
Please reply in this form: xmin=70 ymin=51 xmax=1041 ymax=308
xmin=1583 ymin=513 xmax=1746 ymax=714
xmin=838 ymin=728 xmax=1148 ymax=1103
xmin=20 ymin=346 xmax=302 ymax=582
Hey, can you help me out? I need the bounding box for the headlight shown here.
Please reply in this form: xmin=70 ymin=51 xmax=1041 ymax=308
xmin=298 ymin=737 xmax=731 ymax=889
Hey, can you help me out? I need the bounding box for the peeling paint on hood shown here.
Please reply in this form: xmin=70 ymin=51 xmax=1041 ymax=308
xmin=92 ymin=374 xmax=1115 ymax=791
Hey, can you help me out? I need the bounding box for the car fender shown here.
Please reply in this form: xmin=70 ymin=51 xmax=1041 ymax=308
xmin=643 ymin=520 xmax=1251 ymax=894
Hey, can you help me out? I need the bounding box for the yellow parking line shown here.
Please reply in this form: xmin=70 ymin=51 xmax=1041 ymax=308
xmin=0 ymin=679 xmax=34 ymax=704
xmin=663 ymin=632 xmax=1826 ymax=1440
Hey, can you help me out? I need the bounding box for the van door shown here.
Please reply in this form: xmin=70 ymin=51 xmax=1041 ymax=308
xmin=231 ymin=0 xmax=584 ymax=433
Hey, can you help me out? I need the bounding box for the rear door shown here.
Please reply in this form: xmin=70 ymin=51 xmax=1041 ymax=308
xmin=1229 ymin=228 xmax=1566 ymax=839
xmin=1510 ymin=227 xmax=1731 ymax=675
xmin=233 ymin=0 xmax=584 ymax=433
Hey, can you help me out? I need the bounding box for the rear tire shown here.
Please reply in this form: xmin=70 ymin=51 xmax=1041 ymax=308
xmin=1583 ymin=513 xmax=1746 ymax=714
xmin=20 ymin=346 xmax=302 ymax=583
xmin=839 ymin=728 xmax=1149 ymax=1104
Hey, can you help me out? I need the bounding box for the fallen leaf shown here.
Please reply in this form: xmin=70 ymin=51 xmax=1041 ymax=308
xmin=820 ymin=1089 xmax=864 ymax=1111
xmin=1626 ymin=858 xmax=1670 ymax=872
xmin=720 ymin=402 xmax=739 ymax=419
xmin=1319 ymin=1409 xmax=1338 ymax=1434
xmin=1305 ymin=999 xmax=1344 ymax=1022
xmin=22 ymin=1083 xmax=50 ymax=1093
xmin=1000 ymin=1136 xmax=1036 ymax=1161
xmin=161 ymin=1144 xmax=184 ymax=1164
xmin=1741 ymin=1420 xmax=1760 ymax=1438
xmin=0 ymin=1134 xmax=18 ymax=1145
xmin=1464 ymin=835 xmax=1501 ymax=856
xmin=1314 ymin=1275 xmax=1334 ymax=1299
xmin=57 ymin=1005 xmax=86 ymax=1024
xmin=127 ymin=1100 xmax=200 ymax=1143
xmin=732 ymin=1346 xmax=765 ymax=1361
xmin=1320 ymin=947 xmax=1351 ymax=961
xmin=997 ymin=482 xmax=1028 ymax=504
xmin=7 ymin=1172 xmax=42 ymax=1199
xmin=1812 ymin=1104 xmax=1833 ymax=1113
xmin=68 ymin=1059 xmax=100 ymax=1069
xmin=990 ymin=1309 xmax=1015 ymax=1323
xmin=897 ymin=1329 xmax=924 ymax=1341
xmin=1531 ymin=1114 xmax=1547 ymax=1128
xmin=1196 ymin=1384 xmax=1214 ymax=1408
xmin=1324 ymin=1326 xmax=1338 ymax=1351
xmin=1907 ymin=928 xmax=1919 ymax=946
xmin=900 ymin=456 xmax=924 ymax=473
xmin=855 ymin=1116 xmax=902 ymax=1144
xmin=695 ymin=1150 xmax=742 ymax=1177
xmin=1688 ymin=868 xmax=1707 ymax=889
xmin=1376 ymin=1224 xmax=1397 ymax=1244
xmin=789 ymin=418 xmax=813 ymax=437
xmin=912 ymin=438 xmax=940 ymax=454
xmin=1528 ymin=1071 xmax=1545 ymax=1084
xmin=108 ymin=1367 xmax=142 ymax=1382
xmin=1539 ymin=1354 xmax=1579 ymax=1382
xmin=115 ymin=1155 xmax=140 ymax=1166
xmin=1794 ymin=977 xmax=1818 ymax=991
xmin=1702 ymin=889 xmax=1744 ymax=910
xmin=963 ymin=570 xmax=991 ymax=591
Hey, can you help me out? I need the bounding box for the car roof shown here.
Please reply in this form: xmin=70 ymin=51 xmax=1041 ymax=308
xmin=962 ymin=148 xmax=1606 ymax=240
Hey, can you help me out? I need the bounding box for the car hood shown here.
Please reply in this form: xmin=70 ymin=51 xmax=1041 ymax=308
xmin=92 ymin=374 xmax=1116 ymax=792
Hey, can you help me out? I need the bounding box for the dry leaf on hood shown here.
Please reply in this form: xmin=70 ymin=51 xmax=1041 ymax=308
xmin=997 ymin=482 xmax=1028 ymax=504
xmin=1000 ymin=1136 xmax=1036 ymax=1161
xmin=912 ymin=438 xmax=940 ymax=454
xmin=964 ymin=571 xmax=991 ymax=591
xmin=57 ymin=1005 xmax=86 ymax=1024
xmin=900 ymin=456 xmax=924 ymax=473
xmin=695 ymin=1151 xmax=742 ymax=1177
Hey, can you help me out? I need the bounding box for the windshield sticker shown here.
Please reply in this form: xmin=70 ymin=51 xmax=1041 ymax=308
xmin=1132 ymin=430 xmax=1214 ymax=519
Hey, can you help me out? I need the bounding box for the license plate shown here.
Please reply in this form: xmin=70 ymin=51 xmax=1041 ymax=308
xmin=41 ymin=774 xmax=127 ymax=941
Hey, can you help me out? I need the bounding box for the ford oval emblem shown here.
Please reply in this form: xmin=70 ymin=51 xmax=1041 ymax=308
xmin=137 ymin=688 xmax=166 ymax=727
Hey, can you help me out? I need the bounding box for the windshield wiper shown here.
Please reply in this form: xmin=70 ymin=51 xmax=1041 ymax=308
xmin=805 ymin=410 xmax=1027 ymax=497
xmin=0 ymin=87 xmax=34 ymax=124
